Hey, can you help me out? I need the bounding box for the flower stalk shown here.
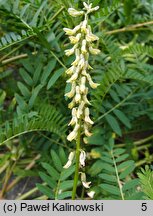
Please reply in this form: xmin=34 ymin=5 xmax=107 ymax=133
xmin=63 ymin=2 xmax=100 ymax=199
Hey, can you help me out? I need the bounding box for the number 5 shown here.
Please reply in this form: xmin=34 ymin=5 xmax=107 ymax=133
xmin=141 ymin=203 xmax=147 ymax=211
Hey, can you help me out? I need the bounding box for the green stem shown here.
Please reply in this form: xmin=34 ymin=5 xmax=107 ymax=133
xmin=72 ymin=127 xmax=81 ymax=200
xmin=111 ymin=150 xmax=125 ymax=200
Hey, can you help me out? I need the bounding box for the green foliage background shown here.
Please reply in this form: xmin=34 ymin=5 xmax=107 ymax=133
xmin=0 ymin=0 xmax=153 ymax=200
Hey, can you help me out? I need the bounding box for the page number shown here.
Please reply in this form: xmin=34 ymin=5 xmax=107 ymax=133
xmin=141 ymin=203 xmax=147 ymax=211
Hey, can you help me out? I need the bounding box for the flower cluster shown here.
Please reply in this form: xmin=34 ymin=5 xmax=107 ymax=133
xmin=64 ymin=2 xmax=100 ymax=143
xmin=63 ymin=2 xmax=100 ymax=190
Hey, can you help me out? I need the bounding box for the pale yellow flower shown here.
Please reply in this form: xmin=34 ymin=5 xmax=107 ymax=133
xmin=67 ymin=124 xmax=80 ymax=141
xmin=63 ymin=151 xmax=75 ymax=169
xmin=89 ymin=46 xmax=100 ymax=55
xmin=79 ymin=150 xmax=86 ymax=166
xmin=68 ymin=8 xmax=84 ymax=17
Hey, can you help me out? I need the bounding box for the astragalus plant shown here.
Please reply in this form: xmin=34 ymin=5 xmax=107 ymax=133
xmin=63 ymin=2 xmax=100 ymax=199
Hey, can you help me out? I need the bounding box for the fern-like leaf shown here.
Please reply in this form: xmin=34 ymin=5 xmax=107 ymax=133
xmin=137 ymin=165 xmax=153 ymax=200
xmin=0 ymin=103 xmax=67 ymax=146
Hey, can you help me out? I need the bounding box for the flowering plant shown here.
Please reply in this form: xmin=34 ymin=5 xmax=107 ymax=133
xmin=63 ymin=2 xmax=100 ymax=199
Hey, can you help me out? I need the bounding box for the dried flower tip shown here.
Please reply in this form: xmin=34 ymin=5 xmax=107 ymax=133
xmin=79 ymin=150 xmax=86 ymax=166
xmin=89 ymin=46 xmax=100 ymax=55
xmin=65 ymin=82 xmax=76 ymax=98
xmin=68 ymin=8 xmax=84 ymax=17
xmin=80 ymin=76 xmax=86 ymax=93
xmin=63 ymin=151 xmax=75 ymax=169
xmin=67 ymin=124 xmax=80 ymax=141
xmin=81 ymin=39 xmax=87 ymax=54
xmin=85 ymin=107 xmax=94 ymax=125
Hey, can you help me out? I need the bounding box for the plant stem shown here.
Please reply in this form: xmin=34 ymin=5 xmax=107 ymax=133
xmin=111 ymin=150 xmax=125 ymax=200
xmin=1 ymin=52 xmax=37 ymax=65
xmin=72 ymin=127 xmax=81 ymax=200
xmin=106 ymin=20 xmax=153 ymax=35
xmin=0 ymin=161 xmax=16 ymax=199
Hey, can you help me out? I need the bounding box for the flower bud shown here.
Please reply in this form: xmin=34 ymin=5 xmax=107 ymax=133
xmin=75 ymin=86 xmax=81 ymax=103
xmin=68 ymin=98 xmax=75 ymax=109
xmin=87 ymin=191 xmax=95 ymax=198
xmin=66 ymin=66 xmax=75 ymax=75
xmin=80 ymin=172 xmax=91 ymax=188
xmin=63 ymin=160 xmax=72 ymax=169
xmin=68 ymin=108 xmax=78 ymax=126
xmin=79 ymin=150 xmax=86 ymax=166
xmin=65 ymin=82 xmax=76 ymax=98
xmin=82 ymin=181 xmax=91 ymax=188
xmin=80 ymin=76 xmax=86 ymax=93
xmin=81 ymin=20 xmax=87 ymax=33
xmin=65 ymin=47 xmax=75 ymax=56
xmin=72 ymin=49 xmax=80 ymax=66
xmin=84 ymin=123 xmax=92 ymax=137
xmin=83 ymin=2 xmax=92 ymax=11
xmin=86 ymin=74 xmax=100 ymax=89
xmin=81 ymin=39 xmax=87 ymax=54
xmin=69 ymin=36 xmax=78 ymax=44
xmin=84 ymin=107 xmax=94 ymax=125
xmin=63 ymin=151 xmax=75 ymax=169
xmin=68 ymin=8 xmax=84 ymax=17
xmin=89 ymin=6 xmax=99 ymax=13
xmin=86 ymin=27 xmax=99 ymax=42
xmin=63 ymin=28 xmax=76 ymax=36
xmin=77 ymin=101 xmax=85 ymax=118
xmin=83 ymin=91 xmax=91 ymax=105
xmin=69 ymin=33 xmax=81 ymax=44
xmin=79 ymin=54 xmax=85 ymax=69
xmin=89 ymin=46 xmax=100 ymax=55
xmin=67 ymin=72 xmax=78 ymax=83
xmin=67 ymin=124 xmax=80 ymax=141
